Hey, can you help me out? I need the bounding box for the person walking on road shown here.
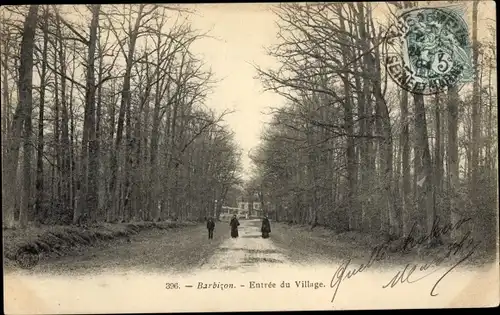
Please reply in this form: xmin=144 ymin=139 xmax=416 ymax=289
xmin=207 ymin=217 xmax=216 ymax=239
xmin=261 ymin=216 xmax=271 ymax=239
xmin=229 ymin=215 xmax=240 ymax=238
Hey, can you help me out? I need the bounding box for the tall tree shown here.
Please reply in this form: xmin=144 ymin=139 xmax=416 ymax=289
xmin=470 ymin=1 xmax=480 ymax=208
xmin=35 ymin=6 xmax=50 ymax=222
xmin=74 ymin=4 xmax=101 ymax=224
xmin=106 ymin=4 xmax=156 ymax=222
xmin=413 ymin=94 xmax=434 ymax=240
xmin=2 ymin=5 xmax=40 ymax=228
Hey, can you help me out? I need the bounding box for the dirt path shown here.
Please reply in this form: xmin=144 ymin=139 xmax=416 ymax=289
xmin=201 ymin=219 xmax=289 ymax=272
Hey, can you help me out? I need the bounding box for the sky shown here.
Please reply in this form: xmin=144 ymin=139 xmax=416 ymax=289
xmin=185 ymin=4 xmax=286 ymax=179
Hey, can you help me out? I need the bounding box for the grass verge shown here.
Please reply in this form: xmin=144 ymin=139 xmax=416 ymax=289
xmin=273 ymin=221 xmax=496 ymax=266
xmin=3 ymin=220 xmax=197 ymax=268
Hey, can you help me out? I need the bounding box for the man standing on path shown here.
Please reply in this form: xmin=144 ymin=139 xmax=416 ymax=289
xmin=207 ymin=217 xmax=215 ymax=239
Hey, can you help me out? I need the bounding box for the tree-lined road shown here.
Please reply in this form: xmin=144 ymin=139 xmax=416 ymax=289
xmin=9 ymin=218 xmax=490 ymax=276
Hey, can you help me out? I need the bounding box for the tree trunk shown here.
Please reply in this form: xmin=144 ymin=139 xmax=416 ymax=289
xmin=96 ymin=31 xmax=104 ymax=221
xmin=55 ymin=9 xmax=71 ymax=222
xmin=400 ymin=90 xmax=411 ymax=237
xmin=486 ymin=57 xmax=493 ymax=170
xmin=338 ymin=6 xmax=358 ymax=232
xmin=413 ymin=94 xmax=434 ymax=241
xmin=108 ymin=4 xmax=145 ymax=222
xmin=356 ymin=3 xmax=373 ymax=232
xmin=2 ymin=26 xmax=13 ymax=227
xmin=369 ymin=10 xmax=399 ymax=237
xmin=69 ymin=40 xmax=77 ymax=218
xmin=74 ymin=4 xmax=100 ymax=224
xmin=447 ymin=86 xmax=461 ymax=241
xmin=433 ymin=94 xmax=443 ymax=217
xmin=35 ymin=7 xmax=49 ymax=223
xmin=470 ymin=1 xmax=480 ymax=210
xmin=53 ymin=41 xmax=61 ymax=218
xmin=18 ymin=5 xmax=40 ymax=228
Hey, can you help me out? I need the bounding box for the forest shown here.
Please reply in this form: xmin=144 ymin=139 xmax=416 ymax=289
xmin=1 ymin=3 xmax=497 ymax=258
xmin=1 ymin=4 xmax=242 ymax=229
xmin=249 ymin=2 xmax=497 ymax=249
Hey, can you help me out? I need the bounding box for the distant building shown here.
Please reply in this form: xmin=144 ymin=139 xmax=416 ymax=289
xmin=238 ymin=201 xmax=249 ymax=211
xmin=237 ymin=202 xmax=250 ymax=219
xmin=220 ymin=204 xmax=249 ymax=219
xmin=236 ymin=201 xmax=262 ymax=218
xmin=221 ymin=206 xmax=239 ymax=215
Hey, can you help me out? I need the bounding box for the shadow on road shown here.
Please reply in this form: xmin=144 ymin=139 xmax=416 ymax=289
xmin=242 ymin=257 xmax=283 ymax=264
xmin=216 ymin=248 xmax=282 ymax=254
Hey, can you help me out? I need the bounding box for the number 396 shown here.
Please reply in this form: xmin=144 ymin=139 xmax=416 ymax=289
xmin=165 ymin=283 xmax=179 ymax=289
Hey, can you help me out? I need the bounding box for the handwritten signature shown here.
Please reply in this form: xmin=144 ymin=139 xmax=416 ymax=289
xmin=382 ymin=231 xmax=480 ymax=296
xmin=329 ymin=217 xmax=477 ymax=304
xmin=401 ymin=216 xmax=471 ymax=254
xmin=330 ymin=240 xmax=390 ymax=303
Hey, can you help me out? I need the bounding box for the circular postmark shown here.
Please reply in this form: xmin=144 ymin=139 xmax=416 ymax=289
xmin=384 ymin=6 xmax=473 ymax=95
xmin=15 ymin=246 xmax=40 ymax=270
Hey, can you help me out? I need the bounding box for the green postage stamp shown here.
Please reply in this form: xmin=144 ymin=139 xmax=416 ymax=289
xmin=385 ymin=5 xmax=474 ymax=95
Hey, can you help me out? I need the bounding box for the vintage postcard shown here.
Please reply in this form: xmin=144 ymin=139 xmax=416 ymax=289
xmin=2 ymin=1 xmax=499 ymax=313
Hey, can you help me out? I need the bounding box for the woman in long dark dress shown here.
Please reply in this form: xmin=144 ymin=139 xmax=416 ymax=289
xmin=261 ymin=216 xmax=271 ymax=238
xmin=229 ymin=215 xmax=240 ymax=238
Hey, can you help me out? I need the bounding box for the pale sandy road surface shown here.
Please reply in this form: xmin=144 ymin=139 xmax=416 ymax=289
xmin=200 ymin=219 xmax=289 ymax=272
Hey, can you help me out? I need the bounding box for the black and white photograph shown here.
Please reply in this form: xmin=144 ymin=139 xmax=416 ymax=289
xmin=2 ymin=1 xmax=499 ymax=313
